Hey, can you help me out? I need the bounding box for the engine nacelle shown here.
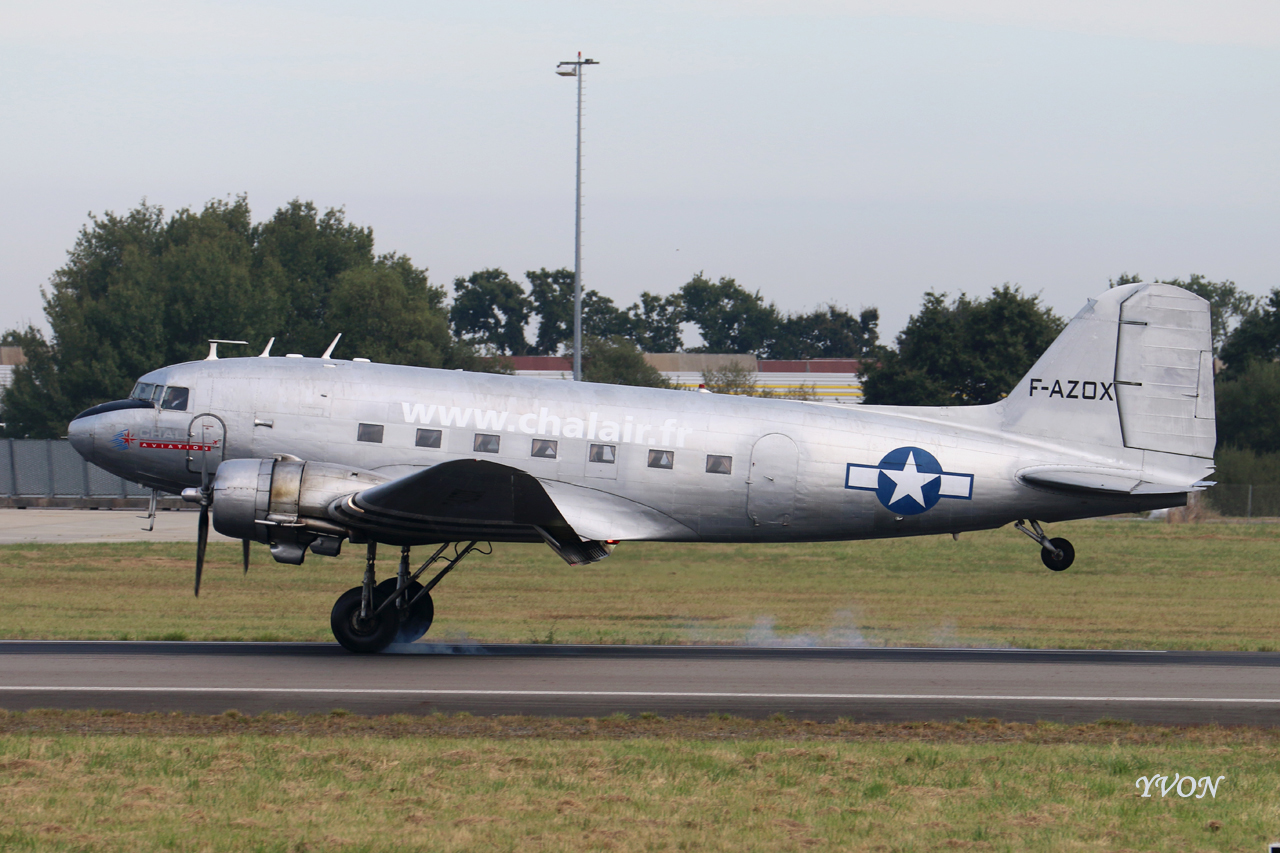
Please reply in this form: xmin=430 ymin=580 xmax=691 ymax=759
xmin=211 ymin=456 xmax=389 ymax=564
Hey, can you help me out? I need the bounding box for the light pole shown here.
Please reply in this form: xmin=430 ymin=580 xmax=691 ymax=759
xmin=556 ymin=52 xmax=598 ymax=381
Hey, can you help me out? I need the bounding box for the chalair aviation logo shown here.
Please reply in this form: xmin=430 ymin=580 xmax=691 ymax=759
xmin=111 ymin=428 xmax=217 ymax=452
xmin=845 ymin=446 xmax=973 ymax=515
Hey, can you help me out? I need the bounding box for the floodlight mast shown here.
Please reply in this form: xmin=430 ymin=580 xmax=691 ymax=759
xmin=556 ymin=52 xmax=598 ymax=381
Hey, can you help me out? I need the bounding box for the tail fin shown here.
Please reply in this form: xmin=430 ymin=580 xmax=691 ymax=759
xmin=1001 ymin=283 xmax=1215 ymax=460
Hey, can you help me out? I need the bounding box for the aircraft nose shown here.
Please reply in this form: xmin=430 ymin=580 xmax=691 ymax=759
xmin=68 ymin=415 xmax=95 ymax=460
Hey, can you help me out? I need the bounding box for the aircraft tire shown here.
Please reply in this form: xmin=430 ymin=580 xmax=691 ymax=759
xmin=330 ymin=586 xmax=400 ymax=653
xmin=374 ymin=579 xmax=435 ymax=644
xmin=1040 ymin=538 xmax=1074 ymax=572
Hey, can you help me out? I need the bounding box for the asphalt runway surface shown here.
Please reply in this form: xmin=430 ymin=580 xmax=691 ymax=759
xmin=1 ymin=641 xmax=1279 ymax=725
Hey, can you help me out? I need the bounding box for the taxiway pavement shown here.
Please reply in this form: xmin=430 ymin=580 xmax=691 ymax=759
xmin=0 ymin=508 xmax=233 ymax=544
xmin=0 ymin=641 xmax=1277 ymax=724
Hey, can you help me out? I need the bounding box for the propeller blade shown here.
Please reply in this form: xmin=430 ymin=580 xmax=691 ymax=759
xmin=242 ymin=539 xmax=251 ymax=575
xmin=195 ymin=501 xmax=209 ymax=597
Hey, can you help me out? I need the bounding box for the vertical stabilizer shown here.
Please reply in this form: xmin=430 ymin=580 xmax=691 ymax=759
xmin=1001 ymin=283 xmax=1215 ymax=460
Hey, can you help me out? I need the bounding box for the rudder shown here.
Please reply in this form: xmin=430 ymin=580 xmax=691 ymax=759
xmin=1001 ymin=283 xmax=1215 ymax=459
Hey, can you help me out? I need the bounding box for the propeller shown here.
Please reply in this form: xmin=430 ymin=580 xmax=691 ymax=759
xmin=194 ymin=445 xmax=212 ymax=597
xmin=242 ymin=539 xmax=251 ymax=575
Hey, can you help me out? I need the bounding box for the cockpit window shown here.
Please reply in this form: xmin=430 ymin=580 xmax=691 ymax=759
xmin=130 ymin=382 xmax=155 ymax=402
xmin=161 ymin=386 xmax=189 ymax=411
xmin=150 ymin=385 xmax=165 ymax=404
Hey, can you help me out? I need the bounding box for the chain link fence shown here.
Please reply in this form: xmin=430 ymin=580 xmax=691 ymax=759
xmin=0 ymin=439 xmax=154 ymax=506
xmin=1202 ymin=484 xmax=1280 ymax=519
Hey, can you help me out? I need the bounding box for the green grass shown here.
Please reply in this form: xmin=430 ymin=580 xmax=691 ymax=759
xmin=2 ymin=519 xmax=1279 ymax=649
xmin=0 ymin=711 xmax=1273 ymax=852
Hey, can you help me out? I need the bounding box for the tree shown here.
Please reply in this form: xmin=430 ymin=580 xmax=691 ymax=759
xmin=679 ymin=273 xmax=782 ymax=354
xmin=327 ymin=254 xmax=477 ymax=370
xmin=625 ymin=291 xmax=683 ymax=352
xmin=252 ymin=199 xmax=377 ymax=358
xmin=449 ymin=269 xmax=531 ymax=355
xmin=1220 ymin=288 xmax=1280 ymax=380
xmin=582 ymin=337 xmax=671 ymax=387
xmin=525 ymin=267 xmax=633 ymax=355
xmin=767 ymin=305 xmax=879 ymax=359
xmin=1 ymin=198 xmax=475 ymax=437
xmin=861 ymin=286 xmax=1065 ymax=406
xmin=1216 ymin=360 xmax=1280 ymax=454
xmin=526 ymin=268 xmax=575 ymax=355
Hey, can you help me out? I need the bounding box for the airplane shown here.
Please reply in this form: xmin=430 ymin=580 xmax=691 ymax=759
xmin=66 ymin=282 xmax=1215 ymax=653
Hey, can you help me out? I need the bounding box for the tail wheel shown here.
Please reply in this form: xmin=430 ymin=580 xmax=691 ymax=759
xmin=1041 ymin=537 xmax=1075 ymax=572
xmin=330 ymin=586 xmax=399 ymax=653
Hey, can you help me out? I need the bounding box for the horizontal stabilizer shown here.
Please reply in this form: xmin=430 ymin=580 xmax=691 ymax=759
xmin=1018 ymin=465 xmax=1200 ymax=496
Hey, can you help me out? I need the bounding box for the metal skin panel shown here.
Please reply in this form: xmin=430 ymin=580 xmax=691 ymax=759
xmin=1114 ymin=284 xmax=1215 ymax=459
xmin=66 ymin=284 xmax=1216 ymax=561
xmin=747 ymin=434 xmax=798 ymax=527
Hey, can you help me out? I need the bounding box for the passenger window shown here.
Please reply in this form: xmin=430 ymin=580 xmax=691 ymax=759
xmin=357 ymin=423 xmax=384 ymax=443
xmin=531 ymin=439 xmax=558 ymax=459
xmin=589 ymin=443 xmax=616 ymax=464
xmin=474 ymin=434 xmax=500 ymax=453
xmin=415 ymin=428 xmax=442 ymax=448
xmin=647 ymin=449 xmax=674 ymax=470
xmin=706 ymin=454 xmax=732 ymax=475
xmin=160 ymin=386 xmax=189 ymax=411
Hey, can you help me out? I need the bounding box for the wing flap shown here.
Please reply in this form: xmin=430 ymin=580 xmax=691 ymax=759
xmin=537 ymin=479 xmax=698 ymax=542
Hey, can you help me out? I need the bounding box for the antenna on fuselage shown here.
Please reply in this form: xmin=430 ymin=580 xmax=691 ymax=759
xmin=205 ymin=339 xmax=249 ymax=360
xmin=321 ymin=333 xmax=342 ymax=359
xmin=258 ymin=337 xmax=275 ymax=358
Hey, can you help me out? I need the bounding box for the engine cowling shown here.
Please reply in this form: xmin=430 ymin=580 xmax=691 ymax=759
xmin=211 ymin=456 xmax=389 ymax=564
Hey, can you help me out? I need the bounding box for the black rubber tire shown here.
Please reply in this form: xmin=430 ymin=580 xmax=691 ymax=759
xmin=330 ymin=586 xmax=400 ymax=653
xmin=1040 ymin=537 xmax=1075 ymax=572
xmin=397 ymin=591 xmax=435 ymax=644
xmin=375 ymin=579 xmax=435 ymax=644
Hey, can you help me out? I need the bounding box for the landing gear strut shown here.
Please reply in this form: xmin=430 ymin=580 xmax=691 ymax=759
xmin=1014 ymin=519 xmax=1075 ymax=572
xmin=329 ymin=541 xmax=480 ymax=653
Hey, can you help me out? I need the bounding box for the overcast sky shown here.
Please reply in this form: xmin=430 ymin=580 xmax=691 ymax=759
xmin=2 ymin=1 xmax=1278 ymax=347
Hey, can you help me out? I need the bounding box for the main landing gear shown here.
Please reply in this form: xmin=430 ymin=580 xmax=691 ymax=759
xmin=330 ymin=541 xmax=480 ymax=653
xmin=1014 ymin=519 xmax=1075 ymax=572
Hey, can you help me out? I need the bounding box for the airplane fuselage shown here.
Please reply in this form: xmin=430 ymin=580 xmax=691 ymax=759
xmin=70 ymin=356 xmax=1183 ymax=546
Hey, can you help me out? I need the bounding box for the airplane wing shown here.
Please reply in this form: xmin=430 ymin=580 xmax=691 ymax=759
xmin=327 ymin=459 xmax=650 ymax=564
xmin=1018 ymin=466 xmax=1212 ymax=495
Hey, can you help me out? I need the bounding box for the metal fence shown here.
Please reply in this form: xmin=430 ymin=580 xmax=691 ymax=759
xmin=0 ymin=439 xmax=151 ymax=502
xmin=1203 ymin=484 xmax=1280 ymax=519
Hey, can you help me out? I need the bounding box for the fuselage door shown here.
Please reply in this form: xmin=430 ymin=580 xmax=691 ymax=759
xmin=187 ymin=414 xmax=226 ymax=476
xmin=747 ymin=433 xmax=798 ymax=527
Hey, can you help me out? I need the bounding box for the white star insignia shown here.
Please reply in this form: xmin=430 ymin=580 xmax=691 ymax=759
xmin=882 ymin=451 xmax=941 ymax=508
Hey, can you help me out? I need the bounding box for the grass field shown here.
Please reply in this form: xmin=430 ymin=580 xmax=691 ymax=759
xmin=1 ymin=519 xmax=1278 ymax=650
xmin=0 ymin=710 xmax=1273 ymax=852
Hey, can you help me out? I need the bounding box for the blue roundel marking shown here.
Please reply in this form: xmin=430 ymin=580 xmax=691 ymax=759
xmin=874 ymin=446 xmax=943 ymax=515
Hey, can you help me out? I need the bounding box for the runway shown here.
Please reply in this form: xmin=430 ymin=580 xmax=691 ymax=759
xmin=1 ymin=641 xmax=1278 ymax=724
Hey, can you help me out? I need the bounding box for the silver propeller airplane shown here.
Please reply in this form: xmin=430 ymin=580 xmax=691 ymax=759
xmin=68 ymin=282 xmax=1215 ymax=652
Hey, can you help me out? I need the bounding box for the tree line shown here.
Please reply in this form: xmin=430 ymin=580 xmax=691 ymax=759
xmin=0 ymin=198 xmax=878 ymax=437
xmin=2 ymin=196 xmax=1274 ymax=477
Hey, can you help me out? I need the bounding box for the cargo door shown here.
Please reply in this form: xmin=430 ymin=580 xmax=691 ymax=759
xmin=747 ymin=433 xmax=798 ymax=527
